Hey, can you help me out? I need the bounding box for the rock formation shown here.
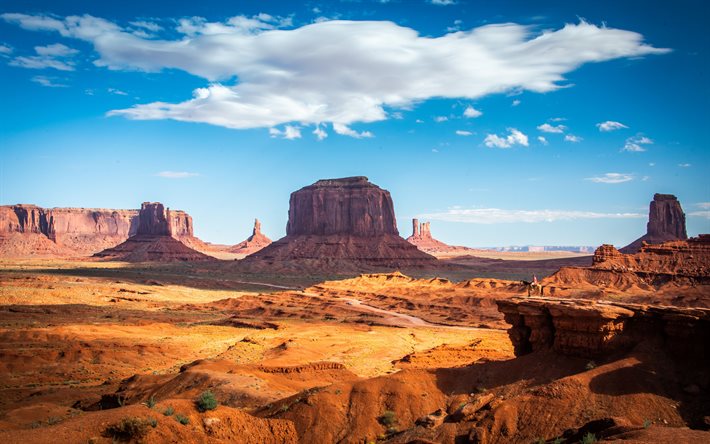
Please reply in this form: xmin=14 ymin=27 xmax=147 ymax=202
xmin=542 ymin=235 xmax=710 ymax=301
xmin=621 ymin=193 xmax=688 ymax=253
xmin=0 ymin=203 xmax=213 ymax=257
xmin=245 ymin=177 xmax=435 ymax=268
xmin=497 ymin=297 xmax=710 ymax=359
xmin=406 ymin=218 xmax=478 ymax=256
xmin=94 ymin=202 xmax=212 ymax=262
xmin=228 ymin=219 xmax=272 ymax=256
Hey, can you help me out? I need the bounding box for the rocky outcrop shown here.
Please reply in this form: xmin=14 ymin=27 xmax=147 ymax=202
xmin=497 ymin=297 xmax=710 ymax=359
xmin=0 ymin=203 xmax=210 ymax=257
xmin=542 ymin=236 xmax=710 ymax=300
xmin=621 ymin=194 xmax=688 ymax=253
xmin=406 ymin=218 xmax=478 ymax=256
xmin=245 ymin=177 xmax=435 ymax=268
xmin=94 ymin=202 xmax=212 ymax=262
xmin=228 ymin=219 xmax=272 ymax=256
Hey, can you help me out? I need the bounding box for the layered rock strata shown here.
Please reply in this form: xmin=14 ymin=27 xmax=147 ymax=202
xmin=406 ymin=218 xmax=476 ymax=255
xmin=246 ymin=177 xmax=435 ymax=267
xmin=228 ymin=219 xmax=272 ymax=255
xmin=621 ymin=193 xmax=688 ymax=253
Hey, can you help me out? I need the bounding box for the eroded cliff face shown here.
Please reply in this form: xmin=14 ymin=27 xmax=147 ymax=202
xmin=1 ymin=203 xmax=203 ymax=257
xmin=247 ymin=177 xmax=435 ymax=268
xmin=228 ymin=219 xmax=272 ymax=255
xmin=621 ymin=193 xmax=688 ymax=253
xmin=405 ymin=218 xmax=477 ymax=255
xmin=497 ymin=297 xmax=710 ymax=359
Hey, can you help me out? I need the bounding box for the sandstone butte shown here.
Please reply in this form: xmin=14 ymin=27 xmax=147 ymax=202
xmin=621 ymin=193 xmax=688 ymax=253
xmin=94 ymin=202 xmax=212 ymax=262
xmin=228 ymin=218 xmax=272 ymax=255
xmin=0 ymin=202 xmax=215 ymax=257
xmin=406 ymin=218 xmax=480 ymax=256
xmin=244 ymin=176 xmax=436 ymax=268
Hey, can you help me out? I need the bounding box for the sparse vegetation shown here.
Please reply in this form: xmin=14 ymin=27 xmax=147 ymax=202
xmin=643 ymin=418 xmax=651 ymax=429
xmin=585 ymin=361 xmax=597 ymax=370
xmin=335 ymin=389 xmax=342 ymax=395
xmin=148 ymin=417 xmax=158 ymax=428
xmin=163 ymin=405 xmax=174 ymax=416
xmin=581 ymin=432 xmax=597 ymax=444
xmin=104 ymin=417 xmax=151 ymax=441
xmin=146 ymin=395 xmax=156 ymax=409
xmin=378 ymin=410 xmax=397 ymax=428
xmin=175 ymin=414 xmax=190 ymax=425
xmin=552 ymin=438 xmax=564 ymax=444
xmin=46 ymin=416 xmax=62 ymax=425
xmin=196 ymin=390 xmax=218 ymax=412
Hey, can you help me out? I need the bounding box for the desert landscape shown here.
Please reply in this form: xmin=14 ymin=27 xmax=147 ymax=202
xmin=1 ymin=1 xmax=708 ymax=443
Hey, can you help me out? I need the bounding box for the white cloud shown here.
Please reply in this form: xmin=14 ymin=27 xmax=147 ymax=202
xmin=537 ymin=136 xmax=548 ymax=145
xmin=622 ymin=134 xmax=653 ymax=152
xmin=429 ymin=0 xmax=457 ymax=5
xmin=31 ymin=75 xmax=67 ymax=87
xmin=463 ymin=105 xmax=482 ymax=118
xmin=156 ymin=171 xmax=199 ymax=179
xmin=0 ymin=43 xmax=12 ymax=55
xmin=419 ymin=207 xmax=644 ymax=224
xmin=9 ymin=42 xmax=78 ymax=71
xmin=648 ymin=162 xmax=655 ymax=167
xmin=332 ymin=123 xmax=373 ymax=138
xmin=269 ymin=125 xmax=302 ymax=139
xmin=678 ymin=163 xmax=691 ymax=168
xmin=313 ymin=125 xmax=328 ymax=140
xmin=2 ymin=13 xmax=669 ymax=132
xmin=564 ymin=134 xmax=582 ymax=142
xmin=484 ymin=128 xmax=528 ymax=148
xmin=537 ymin=123 xmax=566 ymax=133
xmin=455 ymin=130 xmax=472 ymax=136
xmin=129 ymin=21 xmax=163 ymax=32
xmin=512 ymin=99 xmax=521 ymax=106
xmin=434 ymin=116 xmax=449 ymax=122
xmin=586 ymin=173 xmax=634 ymax=184
xmin=695 ymin=202 xmax=710 ymax=210
xmin=688 ymin=211 xmax=710 ymax=219
xmin=596 ymin=120 xmax=628 ymax=131
xmin=108 ymin=88 xmax=128 ymax=95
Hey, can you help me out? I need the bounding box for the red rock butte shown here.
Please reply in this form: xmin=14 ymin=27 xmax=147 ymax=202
xmin=406 ymin=218 xmax=477 ymax=255
xmin=94 ymin=202 xmax=211 ymax=262
xmin=621 ymin=193 xmax=688 ymax=253
xmin=246 ymin=177 xmax=435 ymax=267
xmin=228 ymin=219 xmax=272 ymax=255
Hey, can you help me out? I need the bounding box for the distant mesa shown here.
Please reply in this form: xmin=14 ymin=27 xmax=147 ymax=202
xmin=621 ymin=193 xmax=688 ymax=253
xmin=228 ymin=218 xmax=272 ymax=255
xmin=245 ymin=176 xmax=435 ymax=268
xmin=94 ymin=202 xmax=212 ymax=262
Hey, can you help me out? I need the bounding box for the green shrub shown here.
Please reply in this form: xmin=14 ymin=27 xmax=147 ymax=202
xmin=146 ymin=395 xmax=156 ymax=409
xmin=196 ymin=390 xmax=218 ymax=412
xmin=104 ymin=417 xmax=151 ymax=441
xmin=163 ymin=405 xmax=174 ymax=416
xmin=148 ymin=417 xmax=158 ymax=428
xmin=378 ymin=410 xmax=397 ymax=428
xmin=581 ymin=432 xmax=597 ymax=444
xmin=643 ymin=418 xmax=651 ymax=429
xmin=175 ymin=414 xmax=190 ymax=425
xmin=585 ymin=361 xmax=597 ymax=370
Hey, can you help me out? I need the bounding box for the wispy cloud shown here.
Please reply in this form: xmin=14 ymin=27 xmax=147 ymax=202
xmin=0 ymin=43 xmax=13 ymax=55
xmin=269 ymin=125 xmax=302 ymax=139
xmin=455 ymin=130 xmax=473 ymax=136
xmin=586 ymin=173 xmax=634 ymax=184
xmin=688 ymin=211 xmax=710 ymax=219
xmin=597 ymin=120 xmax=628 ymax=131
xmin=156 ymin=171 xmax=199 ymax=179
xmin=622 ymin=134 xmax=653 ymax=152
xmin=31 ymin=75 xmax=67 ymax=87
xmin=678 ymin=163 xmax=692 ymax=167
xmin=512 ymin=99 xmax=521 ymax=107
xmin=9 ymin=43 xmax=78 ymax=71
xmin=1 ymin=13 xmax=669 ymax=134
xmin=434 ymin=115 xmax=449 ymax=122
xmin=564 ymin=134 xmax=582 ymax=142
xmin=419 ymin=207 xmax=644 ymax=224
xmin=463 ymin=106 xmax=482 ymax=118
xmin=429 ymin=0 xmax=457 ymax=5
xmin=537 ymin=136 xmax=548 ymax=145
xmin=313 ymin=125 xmax=327 ymax=141
xmin=537 ymin=123 xmax=566 ymax=133
xmin=484 ymin=128 xmax=528 ymax=148
xmin=332 ymin=123 xmax=373 ymax=138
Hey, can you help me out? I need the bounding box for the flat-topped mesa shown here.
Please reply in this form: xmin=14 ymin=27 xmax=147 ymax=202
xmin=286 ymin=176 xmax=398 ymax=236
xmin=621 ymin=193 xmax=687 ymax=253
xmin=246 ymin=177 xmax=435 ymax=268
xmin=137 ymin=202 xmax=171 ymax=236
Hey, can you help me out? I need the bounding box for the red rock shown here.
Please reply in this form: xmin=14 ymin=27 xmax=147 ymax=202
xmin=228 ymin=219 xmax=272 ymax=255
xmin=246 ymin=177 xmax=435 ymax=268
xmin=405 ymin=218 xmax=478 ymax=255
xmin=621 ymin=193 xmax=688 ymax=253
xmin=94 ymin=202 xmax=212 ymax=262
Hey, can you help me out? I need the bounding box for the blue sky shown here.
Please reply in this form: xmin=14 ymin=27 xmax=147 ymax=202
xmin=1 ymin=0 xmax=708 ymax=247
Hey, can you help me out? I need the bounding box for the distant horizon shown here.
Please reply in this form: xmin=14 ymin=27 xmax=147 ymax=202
xmin=2 ymin=0 xmax=708 ymax=247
